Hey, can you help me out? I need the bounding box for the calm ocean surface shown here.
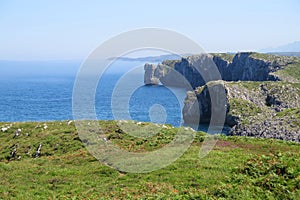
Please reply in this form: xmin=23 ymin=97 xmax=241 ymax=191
xmin=0 ymin=60 xmax=186 ymax=127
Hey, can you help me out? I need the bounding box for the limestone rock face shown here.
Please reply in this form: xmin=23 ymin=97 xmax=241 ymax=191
xmin=144 ymin=62 xmax=194 ymax=88
xmin=227 ymin=53 xmax=275 ymax=81
xmin=144 ymin=52 xmax=294 ymax=88
xmin=212 ymin=56 xmax=231 ymax=80
xmin=183 ymin=81 xmax=229 ymax=125
xmin=174 ymin=54 xmax=222 ymax=89
xmin=144 ymin=63 xmax=160 ymax=85
xmin=183 ymin=80 xmax=300 ymax=142
xmin=144 ymin=52 xmax=300 ymax=142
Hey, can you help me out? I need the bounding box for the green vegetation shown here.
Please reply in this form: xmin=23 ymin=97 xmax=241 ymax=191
xmin=228 ymin=98 xmax=262 ymax=124
xmin=161 ymin=59 xmax=181 ymax=68
xmin=1 ymin=52 xmax=300 ymax=199
xmin=238 ymin=81 xmax=262 ymax=90
xmin=277 ymin=61 xmax=300 ymax=82
xmin=250 ymin=52 xmax=283 ymax=61
xmin=211 ymin=53 xmax=235 ymax=62
xmin=0 ymin=121 xmax=82 ymax=161
xmin=240 ymin=52 xmax=300 ymax=82
xmin=215 ymin=152 xmax=300 ymax=199
xmin=220 ymin=81 xmax=300 ymax=134
xmin=1 ymin=121 xmax=300 ymax=199
xmin=276 ymin=108 xmax=300 ymax=127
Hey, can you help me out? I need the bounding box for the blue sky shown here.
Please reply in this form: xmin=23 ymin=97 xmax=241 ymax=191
xmin=1 ymin=0 xmax=300 ymax=60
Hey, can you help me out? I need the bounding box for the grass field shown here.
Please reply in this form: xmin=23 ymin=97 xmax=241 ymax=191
xmin=1 ymin=120 xmax=300 ymax=199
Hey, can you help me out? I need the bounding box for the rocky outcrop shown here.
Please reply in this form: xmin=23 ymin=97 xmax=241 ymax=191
xmin=145 ymin=52 xmax=300 ymax=142
xmin=229 ymin=118 xmax=300 ymax=142
xmin=227 ymin=82 xmax=300 ymax=142
xmin=144 ymin=63 xmax=160 ymax=85
xmin=217 ymin=53 xmax=280 ymax=81
xmin=144 ymin=54 xmax=221 ymax=88
xmin=144 ymin=63 xmax=187 ymax=87
xmin=183 ymin=80 xmax=300 ymax=142
xmin=183 ymin=81 xmax=229 ymax=125
xmin=144 ymin=52 xmax=294 ymax=88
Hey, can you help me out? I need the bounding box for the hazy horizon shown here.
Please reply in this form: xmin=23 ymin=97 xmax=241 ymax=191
xmin=1 ymin=0 xmax=300 ymax=60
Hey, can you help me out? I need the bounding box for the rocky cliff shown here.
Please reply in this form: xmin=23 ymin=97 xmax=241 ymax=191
xmin=144 ymin=52 xmax=300 ymax=142
xmin=144 ymin=63 xmax=160 ymax=85
xmin=144 ymin=52 xmax=295 ymax=88
xmin=183 ymin=80 xmax=300 ymax=142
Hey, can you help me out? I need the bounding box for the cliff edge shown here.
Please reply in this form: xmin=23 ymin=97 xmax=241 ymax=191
xmin=144 ymin=52 xmax=296 ymax=88
xmin=144 ymin=52 xmax=300 ymax=142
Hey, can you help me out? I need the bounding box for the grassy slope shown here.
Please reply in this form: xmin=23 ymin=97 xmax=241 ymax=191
xmin=276 ymin=61 xmax=300 ymax=82
xmin=1 ymin=121 xmax=300 ymax=199
xmin=250 ymin=52 xmax=300 ymax=82
xmin=1 ymin=52 xmax=300 ymax=199
xmin=226 ymin=81 xmax=300 ymax=125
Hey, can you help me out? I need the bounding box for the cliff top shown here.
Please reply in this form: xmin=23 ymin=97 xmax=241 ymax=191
xmin=1 ymin=120 xmax=300 ymax=199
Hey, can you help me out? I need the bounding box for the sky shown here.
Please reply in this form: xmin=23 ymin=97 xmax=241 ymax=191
xmin=0 ymin=0 xmax=300 ymax=60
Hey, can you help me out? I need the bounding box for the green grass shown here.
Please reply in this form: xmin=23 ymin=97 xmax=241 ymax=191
xmin=227 ymin=98 xmax=262 ymax=124
xmin=256 ymin=54 xmax=300 ymax=82
xmin=276 ymin=108 xmax=300 ymax=127
xmin=238 ymin=81 xmax=262 ymax=90
xmin=1 ymin=121 xmax=300 ymax=199
xmin=278 ymin=61 xmax=300 ymax=81
xmin=211 ymin=53 xmax=235 ymax=62
xmin=249 ymin=53 xmax=300 ymax=82
xmin=250 ymin=52 xmax=282 ymax=61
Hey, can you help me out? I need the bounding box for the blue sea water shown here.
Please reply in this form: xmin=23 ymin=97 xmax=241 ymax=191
xmin=0 ymin=60 xmax=186 ymax=127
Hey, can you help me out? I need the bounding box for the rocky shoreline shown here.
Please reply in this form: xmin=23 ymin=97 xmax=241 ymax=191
xmin=143 ymin=52 xmax=300 ymax=142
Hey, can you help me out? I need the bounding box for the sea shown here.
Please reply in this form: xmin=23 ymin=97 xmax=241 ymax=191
xmin=0 ymin=60 xmax=186 ymax=127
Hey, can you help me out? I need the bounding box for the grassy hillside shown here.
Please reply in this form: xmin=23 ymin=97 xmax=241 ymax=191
xmin=275 ymin=61 xmax=300 ymax=82
xmin=1 ymin=121 xmax=300 ymax=199
xmin=250 ymin=52 xmax=300 ymax=82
